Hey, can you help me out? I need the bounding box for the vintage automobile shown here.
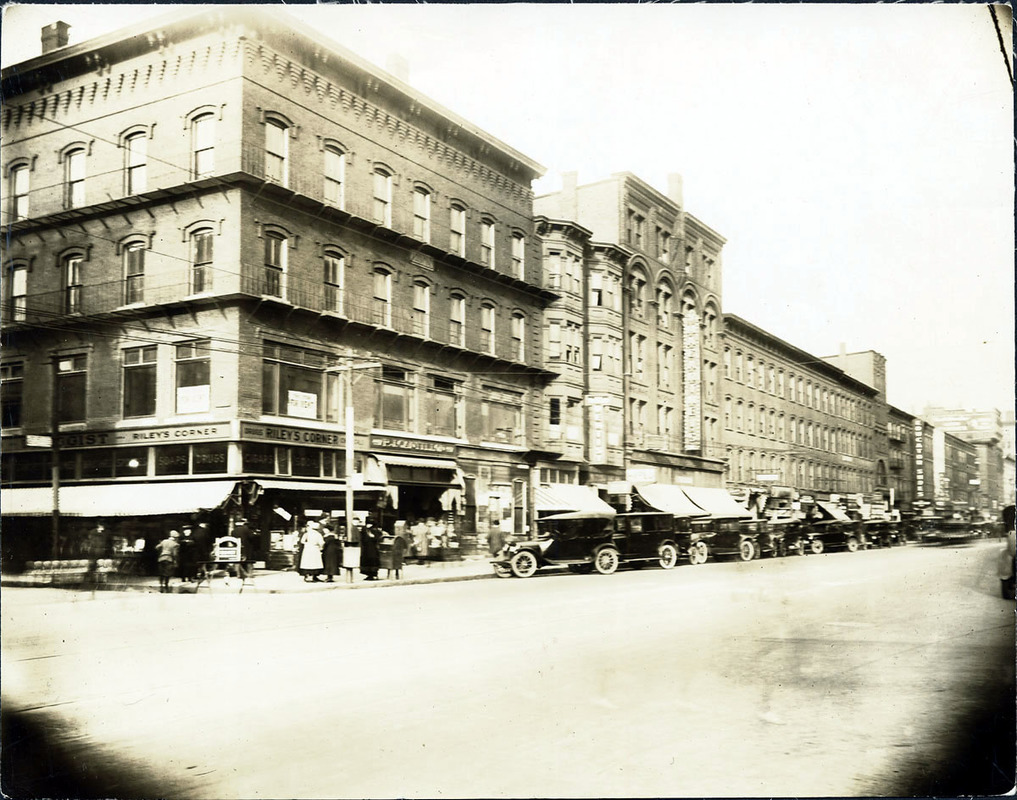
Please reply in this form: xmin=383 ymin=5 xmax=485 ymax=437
xmin=758 ymin=518 xmax=808 ymax=557
xmin=863 ymin=520 xmax=904 ymax=548
xmin=491 ymin=511 xmax=687 ymax=578
xmin=917 ymin=518 xmax=981 ymax=545
xmin=688 ymin=517 xmax=760 ymax=563
xmin=803 ymin=520 xmax=864 ymax=554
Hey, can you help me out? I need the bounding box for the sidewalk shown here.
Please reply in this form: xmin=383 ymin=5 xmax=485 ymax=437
xmin=1 ymin=556 xmax=498 ymax=594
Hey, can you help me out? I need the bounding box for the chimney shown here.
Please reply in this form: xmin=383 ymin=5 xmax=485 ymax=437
xmin=41 ymin=21 xmax=71 ymax=55
xmin=561 ymin=171 xmax=578 ymax=220
xmin=667 ymin=173 xmax=684 ymax=208
xmin=385 ymin=54 xmax=409 ymax=84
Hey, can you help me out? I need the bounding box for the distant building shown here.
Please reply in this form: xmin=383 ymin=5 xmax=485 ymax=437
xmin=922 ymin=407 xmax=1006 ymax=513
xmin=887 ymin=405 xmax=916 ymax=511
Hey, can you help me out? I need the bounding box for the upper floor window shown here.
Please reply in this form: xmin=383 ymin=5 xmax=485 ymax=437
xmin=412 ymin=280 xmax=430 ymax=337
xmin=175 ymin=340 xmax=211 ymax=414
xmin=373 ymin=168 xmax=392 ymax=227
xmin=511 ymin=312 xmax=526 ymax=361
xmin=64 ymin=255 xmax=83 ymax=314
xmin=427 ymin=376 xmax=460 ymax=438
xmin=262 ymin=342 xmax=337 ymax=422
xmin=56 ymin=354 xmax=87 ymax=423
xmin=372 ymin=267 xmax=392 ymax=327
xmin=1 ymin=362 xmax=24 ymax=428
xmin=626 ymin=209 xmax=644 ymax=249
xmin=413 ymin=187 xmax=431 ymax=242
xmin=65 ymin=148 xmax=86 ymax=208
xmin=656 ymin=227 xmax=671 ymax=262
xmin=480 ymin=303 xmax=496 ymax=354
xmin=123 ymin=243 xmax=145 ymax=305
xmin=123 ymin=345 xmax=157 ymax=418
xmin=265 ymin=119 xmax=288 ymax=185
xmin=323 ymin=251 xmax=344 ymax=314
xmin=482 ymin=387 xmax=523 ymax=445
xmin=511 ymin=233 xmax=525 ymax=280
xmin=9 ymin=164 xmax=29 ymax=220
xmin=449 ymin=293 xmax=466 ymax=347
xmin=192 ymin=113 xmax=215 ymax=179
xmin=449 ymin=203 xmax=466 ymax=256
xmin=191 ymin=229 xmax=213 ymax=294
xmin=480 ymin=220 xmax=495 ymax=268
xmin=264 ymin=232 xmax=286 ymax=298
xmin=629 ymin=274 xmax=647 ymax=317
xmin=376 ymin=366 xmax=413 ymax=432
xmin=656 ymin=286 xmax=673 ymax=328
xmin=125 ymin=132 xmax=147 ymax=194
xmin=324 ymin=145 xmax=345 ymax=207
xmin=8 ymin=263 xmax=28 ymax=321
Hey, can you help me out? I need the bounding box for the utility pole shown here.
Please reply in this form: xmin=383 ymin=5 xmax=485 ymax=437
xmin=50 ymin=356 xmax=61 ymax=559
xmin=329 ymin=355 xmax=379 ymax=538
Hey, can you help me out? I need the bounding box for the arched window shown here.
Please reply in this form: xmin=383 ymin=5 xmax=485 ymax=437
xmin=65 ymin=147 xmax=86 ymax=208
xmin=123 ymin=241 xmax=146 ymax=305
xmin=511 ymin=232 xmax=526 ymax=280
xmin=480 ymin=219 xmax=495 ymax=267
xmin=263 ymin=231 xmax=287 ymax=298
xmin=64 ymin=253 xmax=84 ymax=313
xmin=656 ymin=283 xmax=674 ymax=328
xmin=323 ymin=145 xmax=345 ymax=207
xmin=9 ymin=163 xmax=29 ymax=220
xmin=265 ymin=118 xmax=289 ymax=185
xmin=511 ymin=312 xmax=526 ymax=361
xmin=6 ymin=262 xmax=28 ymax=321
xmin=412 ymin=280 xmax=430 ymax=337
xmin=413 ymin=187 xmax=431 ymax=242
xmin=124 ymin=131 xmax=147 ymax=194
xmin=373 ymin=168 xmax=392 ymax=226
xmin=449 ymin=293 xmax=466 ymax=347
xmin=191 ymin=229 xmax=214 ymax=294
xmin=480 ymin=302 xmax=496 ymax=354
xmin=323 ymin=250 xmax=344 ymax=314
xmin=191 ymin=113 xmax=216 ymax=179
xmin=629 ymin=269 xmax=648 ymax=317
xmin=372 ymin=267 xmax=392 ymax=327
xmin=449 ymin=203 xmax=467 ymax=257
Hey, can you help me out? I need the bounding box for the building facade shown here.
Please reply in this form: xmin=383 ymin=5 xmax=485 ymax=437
xmin=1 ymin=8 xmax=555 ymax=566
xmin=887 ymin=405 xmax=917 ymax=511
xmin=923 ymin=406 xmax=1007 ymax=514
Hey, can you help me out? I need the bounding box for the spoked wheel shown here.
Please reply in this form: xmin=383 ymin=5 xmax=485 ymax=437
xmin=593 ymin=546 xmax=620 ymax=575
xmin=793 ymin=538 xmax=807 ymax=556
xmin=688 ymin=541 xmax=708 ymax=565
xmin=846 ymin=536 xmax=860 ymax=553
xmin=810 ymin=538 xmax=825 ymax=555
xmin=658 ymin=542 xmax=679 ymax=570
xmin=509 ymin=550 xmax=538 ymax=578
xmin=493 ymin=564 xmax=512 ymax=578
xmin=738 ymin=538 xmax=756 ymax=562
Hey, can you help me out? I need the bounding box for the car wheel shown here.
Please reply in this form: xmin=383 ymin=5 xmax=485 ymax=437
xmin=738 ymin=538 xmax=755 ymax=562
xmin=658 ymin=542 xmax=679 ymax=570
xmin=594 ymin=546 xmax=620 ymax=575
xmin=509 ymin=550 xmax=538 ymax=579
xmin=493 ymin=564 xmax=512 ymax=578
xmin=846 ymin=536 xmax=860 ymax=553
xmin=810 ymin=538 xmax=824 ymax=555
xmin=695 ymin=541 xmax=710 ymax=564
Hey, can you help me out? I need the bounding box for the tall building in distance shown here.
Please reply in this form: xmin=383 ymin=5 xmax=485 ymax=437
xmin=922 ymin=407 xmax=1007 ymax=514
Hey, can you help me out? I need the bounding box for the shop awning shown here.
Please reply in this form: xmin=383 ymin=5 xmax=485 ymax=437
xmin=634 ymin=483 xmax=710 ymax=517
xmin=682 ymin=487 xmax=753 ymax=519
xmin=252 ymin=478 xmax=385 ymax=493
xmin=2 ymin=480 xmax=239 ymax=517
xmin=816 ymin=500 xmax=851 ymax=522
xmin=535 ymin=484 xmax=615 ymax=515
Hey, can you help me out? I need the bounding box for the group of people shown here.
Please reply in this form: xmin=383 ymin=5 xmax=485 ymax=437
xmin=153 ymin=525 xmax=202 ymax=593
xmin=296 ymin=520 xmax=384 ymax=583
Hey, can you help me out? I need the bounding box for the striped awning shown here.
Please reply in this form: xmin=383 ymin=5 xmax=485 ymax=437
xmin=535 ymin=484 xmax=615 ymax=515
xmin=634 ymin=484 xmax=710 ymax=517
xmin=2 ymin=480 xmax=239 ymax=517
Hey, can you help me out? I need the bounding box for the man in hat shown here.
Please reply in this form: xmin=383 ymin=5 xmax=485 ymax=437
xmin=155 ymin=530 xmax=180 ymax=593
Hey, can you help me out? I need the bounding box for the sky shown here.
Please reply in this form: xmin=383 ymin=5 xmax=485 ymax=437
xmin=3 ymin=2 xmax=1013 ymax=417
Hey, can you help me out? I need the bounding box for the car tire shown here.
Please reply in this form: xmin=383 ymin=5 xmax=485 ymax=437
xmin=493 ymin=564 xmax=512 ymax=578
xmin=593 ymin=546 xmax=620 ymax=575
xmin=738 ymin=538 xmax=755 ymax=562
xmin=658 ymin=542 xmax=679 ymax=570
xmin=810 ymin=538 xmax=825 ymax=555
xmin=509 ymin=550 xmax=538 ymax=579
xmin=846 ymin=536 xmax=860 ymax=553
xmin=695 ymin=541 xmax=710 ymax=564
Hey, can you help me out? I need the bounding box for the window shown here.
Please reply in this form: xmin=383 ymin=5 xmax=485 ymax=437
xmin=449 ymin=294 xmax=465 ymax=347
xmin=373 ymin=268 xmax=392 ymax=327
xmin=1 ymin=362 xmax=24 ymax=428
xmin=511 ymin=312 xmax=526 ymax=361
xmin=549 ymin=397 xmax=562 ymax=427
xmin=324 ymin=146 xmax=345 ymax=207
xmin=123 ymin=345 xmax=157 ymax=418
xmin=480 ymin=303 xmax=496 ymax=354
xmin=60 ymin=255 xmax=83 ymax=314
xmin=56 ymin=354 xmax=87 ymax=423
xmin=8 ymin=263 xmax=27 ymax=321
xmin=427 ymin=376 xmax=460 ymax=437
xmin=548 ymin=321 xmax=562 ymax=360
xmin=323 ymin=251 xmax=344 ymax=314
xmin=192 ymin=113 xmax=215 ymax=179
xmin=262 ymin=343 xmax=338 ymax=421
xmin=629 ymin=274 xmax=647 ymax=317
xmin=511 ymin=233 xmax=525 ymax=279
xmin=125 ymin=132 xmax=147 ymax=194
xmin=413 ymin=187 xmax=431 ymax=242
xmin=65 ymin=148 xmax=85 ymax=208
xmin=123 ymin=243 xmax=145 ymax=305
xmin=175 ymin=340 xmax=211 ymax=414
xmin=656 ymin=286 xmax=673 ymax=327
xmin=626 ymin=209 xmax=645 ymax=248
xmin=413 ymin=281 xmax=430 ymax=337
xmin=656 ymin=227 xmax=671 ymax=262
xmin=376 ymin=366 xmax=413 ymax=431
xmin=482 ymin=387 xmax=523 ymax=444
xmin=265 ymin=119 xmax=288 ymax=185
xmin=590 ymin=337 xmax=603 ymax=371
xmin=480 ymin=220 xmax=495 ymax=267
xmin=450 ymin=203 xmax=466 ymax=256
xmin=373 ymin=168 xmax=392 ymax=226
xmin=589 ymin=272 xmax=604 ymax=307
xmin=191 ymin=230 xmax=213 ymax=294
xmin=658 ymin=344 xmax=673 ymax=388
xmin=10 ymin=164 xmax=29 ymax=220
xmin=264 ymin=232 xmax=286 ymax=298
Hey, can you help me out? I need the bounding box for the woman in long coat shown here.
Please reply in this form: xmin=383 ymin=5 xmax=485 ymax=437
xmin=321 ymin=528 xmax=342 ymax=583
xmin=359 ymin=523 xmax=381 ymax=581
xmin=298 ymin=521 xmax=325 ymax=582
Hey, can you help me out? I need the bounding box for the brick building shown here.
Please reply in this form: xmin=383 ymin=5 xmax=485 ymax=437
xmin=923 ymin=406 xmax=1007 ymax=514
xmin=1 ymin=8 xmax=555 ymax=566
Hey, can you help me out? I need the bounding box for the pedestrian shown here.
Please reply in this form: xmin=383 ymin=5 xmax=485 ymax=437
xmin=233 ymin=517 xmax=256 ymax=579
xmin=298 ymin=520 xmax=325 ymax=582
xmin=359 ymin=522 xmax=381 ymax=581
xmin=155 ymin=530 xmax=180 ymax=593
xmin=411 ymin=517 xmax=429 ymax=564
xmin=178 ymin=526 xmax=198 ymax=582
xmin=322 ymin=526 xmax=342 ymax=583
xmin=341 ymin=524 xmax=359 ymax=583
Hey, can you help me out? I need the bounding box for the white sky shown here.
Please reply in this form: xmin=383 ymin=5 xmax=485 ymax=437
xmin=3 ymin=3 xmax=1014 ymax=417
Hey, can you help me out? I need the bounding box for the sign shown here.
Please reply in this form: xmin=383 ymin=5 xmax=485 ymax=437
xmin=287 ymin=390 xmax=318 ymax=419
xmin=369 ymin=434 xmax=456 ymax=456
xmin=56 ymin=423 xmax=231 ymax=449
xmin=755 ymin=474 xmax=779 ymax=482
xmin=25 ymin=434 xmax=52 ymax=448
xmin=242 ymin=422 xmax=342 ymax=447
xmin=212 ymin=536 xmax=241 ymax=562
xmin=176 ymin=385 xmax=210 ymax=415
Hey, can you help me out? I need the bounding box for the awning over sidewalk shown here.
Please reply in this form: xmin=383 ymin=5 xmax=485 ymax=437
xmin=2 ymin=480 xmax=239 ymax=517
xmin=682 ymin=487 xmax=753 ymax=519
xmin=816 ymin=500 xmax=851 ymax=522
xmin=535 ymin=484 xmax=615 ymax=515
xmin=634 ymin=483 xmax=709 ymax=517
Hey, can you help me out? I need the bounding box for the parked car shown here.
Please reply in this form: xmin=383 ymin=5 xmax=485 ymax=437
xmin=688 ymin=517 xmax=759 ymax=563
xmin=759 ymin=519 xmax=808 ymax=557
xmin=491 ymin=511 xmax=687 ymax=578
xmin=864 ymin=520 xmax=903 ymax=548
xmin=917 ymin=518 xmax=980 ymax=545
xmin=804 ymin=520 xmax=863 ymax=554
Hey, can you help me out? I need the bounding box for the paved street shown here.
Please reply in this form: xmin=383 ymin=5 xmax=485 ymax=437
xmin=2 ymin=540 xmax=1013 ymax=799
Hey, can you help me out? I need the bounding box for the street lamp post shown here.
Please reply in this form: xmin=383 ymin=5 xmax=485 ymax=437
xmin=329 ymin=355 xmax=379 ymax=537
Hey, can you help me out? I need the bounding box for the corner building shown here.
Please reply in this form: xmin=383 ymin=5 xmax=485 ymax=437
xmin=1 ymin=8 xmax=555 ymax=567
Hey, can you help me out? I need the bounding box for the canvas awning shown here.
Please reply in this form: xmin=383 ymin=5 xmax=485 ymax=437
xmin=682 ymin=487 xmax=753 ymax=519
xmin=1 ymin=480 xmax=240 ymax=517
xmin=634 ymin=483 xmax=710 ymax=517
xmin=816 ymin=500 xmax=851 ymax=522
xmin=535 ymin=484 xmax=615 ymax=515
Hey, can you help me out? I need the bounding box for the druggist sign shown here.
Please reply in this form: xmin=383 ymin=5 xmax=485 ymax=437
xmin=55 ymin=423 xmax=232 ymax=449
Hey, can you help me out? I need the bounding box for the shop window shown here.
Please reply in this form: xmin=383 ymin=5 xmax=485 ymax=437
xmin=193 ymin=443 xmax=228 ymax=474
xmin=123 ymin=345 xmax=157 ymax=418
xmin=191 ymin=229 xmax=213 ymax=294
xmin=155 ymin=444 xmax=190 ymax=476
xmin=192 ymin=113 xmax=215 ymax=179
xmin=243 ymin=442 xmax=276 ymax=474
xmin=292 ymin=447 xmax=321 ymax=477
xmin=80 ymin=448 xmax=114 ymax=479
xmin=1 ymin=362 xmax=24 ymax=428
xmin=114 ymin=447 xmax=148 ymax=478
xmin=376 ymin=366 xmax=413 ymax=432
xmin=175 ymin=340 xmax=211 ymax=414
xmin=56 ymin=354 xmax=87 ymax=423
xmin=261 ymin=342 xmax=337 ymax=422
xmin=426 ymin=375 xmax=460 ymax=437
xmin=7 ymin=451 xmax=52 ymax=482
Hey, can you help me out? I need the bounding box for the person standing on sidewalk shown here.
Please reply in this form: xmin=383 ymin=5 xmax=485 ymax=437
xmin=359 ymin=522 xmax=381 ymax=581
xmin=298 ymin=520 xmax=325 ymax=582
xmin=177 ymin=527 xmax=198 ymax=583
xmin=322 ymin=526 xmax=342 ymax=583
xmin=155 ymin=531 xmax=180 ymax=593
